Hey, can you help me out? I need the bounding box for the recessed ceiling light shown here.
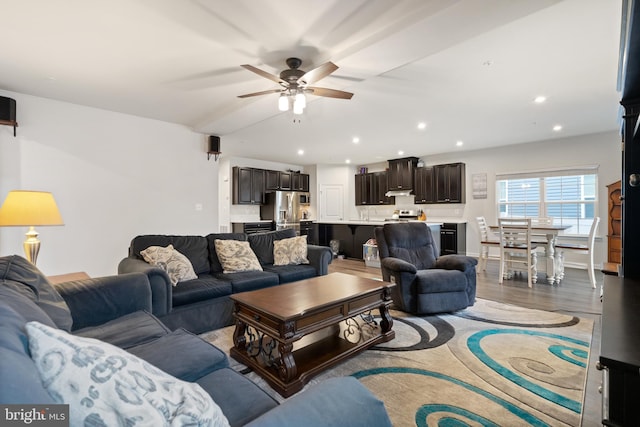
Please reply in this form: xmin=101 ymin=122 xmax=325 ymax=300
xmin=553 ymin=125 xmax=563 ymax=132
xmin=456 ymin=141 xmax=464 ymax=147
xmin=398 ymin=150 xmax=404 ymax=156
xmin=297 ymin=149 xmax=304 ymax=155
xmin=417 ymin=122 xmax=427 ymax=130
xmin=352 ymin=137 xmax=360 ymax=144
xmin=345 ymin=159 xmax=351 ymax=164
xmin=534 ymin=96 xmax=547 ymax=104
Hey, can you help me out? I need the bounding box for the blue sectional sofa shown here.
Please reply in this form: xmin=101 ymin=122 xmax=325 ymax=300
xmin=0 ymin=255 xmax=391 ymax=426
xmin=118 ymin=229 xmax=333 ymax=333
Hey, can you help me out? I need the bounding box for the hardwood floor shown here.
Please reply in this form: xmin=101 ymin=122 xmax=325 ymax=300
xmin=329 ymin=257 xmax=603 ymax=427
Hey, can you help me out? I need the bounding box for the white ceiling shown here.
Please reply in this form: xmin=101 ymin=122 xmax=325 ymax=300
xmin=0 ymin=0 xmax=623 ymax=165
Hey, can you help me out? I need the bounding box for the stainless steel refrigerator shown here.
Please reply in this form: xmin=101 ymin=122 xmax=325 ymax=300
xmin=260 ymin=191 xmax=310 ymax=234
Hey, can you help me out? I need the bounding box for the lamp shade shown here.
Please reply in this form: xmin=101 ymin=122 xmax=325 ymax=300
xmin=0 ymin=191 xmax=64 ymax=226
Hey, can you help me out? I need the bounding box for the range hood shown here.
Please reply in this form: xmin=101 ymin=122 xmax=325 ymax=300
xmin=385 ymin=189 xmax=413 ymax=197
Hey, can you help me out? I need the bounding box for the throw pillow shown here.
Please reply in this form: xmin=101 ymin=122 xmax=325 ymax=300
xmin=140 ymin=245 xmax=198 ymax=286
xmin=26 ymin=321 xmax=230 ymax=427
xmin=273 ymin=235 xmax=309 ymax=266
xmin=214 ymin=240 xmax=263 ymax=273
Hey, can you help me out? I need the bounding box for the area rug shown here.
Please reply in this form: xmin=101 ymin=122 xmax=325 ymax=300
xmin=201 ymin=299 xmax=593 ymax=426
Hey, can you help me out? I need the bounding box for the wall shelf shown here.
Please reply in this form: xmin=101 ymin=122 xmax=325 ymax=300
xmin=0 ymin=119 xmax=18 ymax=137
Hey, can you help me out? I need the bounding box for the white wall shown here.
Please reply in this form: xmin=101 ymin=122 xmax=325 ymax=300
xmin=0 ymin=90 xmax=219 ymax=277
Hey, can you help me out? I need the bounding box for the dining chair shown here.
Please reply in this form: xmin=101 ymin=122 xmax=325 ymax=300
xmin=555 ymin=217 xmax=600 ymax=288
xmin=530 ymin=217 xmax=554 ymax=245
xmin=475 ymin=216 xmax=499 ymax=272
xmin=498 ymin=218 xmax=538 ymax=287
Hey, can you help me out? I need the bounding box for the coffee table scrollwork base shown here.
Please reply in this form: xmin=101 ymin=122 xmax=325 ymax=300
xmin=230 ymin=273 xmax=395 ymax=397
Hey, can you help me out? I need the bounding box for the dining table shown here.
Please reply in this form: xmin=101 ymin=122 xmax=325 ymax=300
xmin=489 ymin=224 xmax=571 ymax=285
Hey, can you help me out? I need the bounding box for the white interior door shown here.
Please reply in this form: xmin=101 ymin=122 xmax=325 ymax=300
xmin=319 ymin=184 xmax=344 ymax=221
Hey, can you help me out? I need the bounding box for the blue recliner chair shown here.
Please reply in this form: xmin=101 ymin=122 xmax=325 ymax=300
xmin=375 ymin=222 xmax=477 ymax=314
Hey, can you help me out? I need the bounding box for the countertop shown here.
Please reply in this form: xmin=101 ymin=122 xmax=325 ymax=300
xmin=313 ymin=219 xmax=445 ymax=226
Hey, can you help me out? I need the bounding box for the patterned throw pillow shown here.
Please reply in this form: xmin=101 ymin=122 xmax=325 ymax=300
xmin=140 ymin=244 xmax=198 ymax=286
xmin=214 ymin=240 xmax=263 ymax=273
xmin=26 ymin=321 xmax=230 ymax=427
xmin=273 ymin=235 xmax=309 ymax=266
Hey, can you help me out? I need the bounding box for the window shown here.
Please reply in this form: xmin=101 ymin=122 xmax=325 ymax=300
xmin=496 ymin=167 xmax=598 ymax=235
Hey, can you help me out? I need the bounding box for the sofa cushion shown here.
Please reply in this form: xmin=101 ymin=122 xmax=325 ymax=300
xmin=197 ymin=367 xmax=278 ymax=427
xmin=273 ymin=235 xmax=309 ymax=266
xmin=206 ymin=233 xmax=247 ymax=273
xmin=140 ymin=244 xmax=198 ymax=285
xmin=26 ymin=321 xmax=230 ymax=427
xmin=74 ymin=310 xmax=171 ymax=349
xmin=214 ymin=240 xmax=263 ymax=273
xmin=171 ymin=275 xmax=233 ymax=307
xmin=0 ymin=255 xmax=73 ymax=331
xmin=248 ymin=228 xmax=296 ymax=265
xmin=0 ymin=302 xmax=56 ymax=404
xmin=263 ymin=264 xmax=317 ymax=284
xmin=215 ymin=270 xmax=280 ymax=293
xmin=244 ymin=377 xmax=393 ymax=427
xmin=127 ymin=328 xmax=229 ymax=382
xmin=130 ymin=235 xmax=210 ymax=275
xmin=0 ymin=285 xmax=57 ymax=328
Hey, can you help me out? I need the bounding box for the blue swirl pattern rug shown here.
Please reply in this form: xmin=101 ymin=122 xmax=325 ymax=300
xmin=201 ymin=299 xmax=593 ymax=427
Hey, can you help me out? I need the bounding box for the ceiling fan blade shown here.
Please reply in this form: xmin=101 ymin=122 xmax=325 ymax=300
xmin=298 ymin=61 xmax=338 ymax=85
xmin=307 ymin=86 xmax=353 ymax=99
xmin=237 ymin=89 xmax=283 ymax=98
xmin=241 ymin=64 xmax=285 ymax=85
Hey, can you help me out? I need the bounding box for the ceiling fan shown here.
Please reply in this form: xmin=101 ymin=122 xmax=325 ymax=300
xmin=238 ymin=57 xmax=353 ymax=114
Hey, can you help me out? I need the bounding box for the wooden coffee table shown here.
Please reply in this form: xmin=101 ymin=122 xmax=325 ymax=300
xmin=230 ymin=272 xmax=395 ymax=397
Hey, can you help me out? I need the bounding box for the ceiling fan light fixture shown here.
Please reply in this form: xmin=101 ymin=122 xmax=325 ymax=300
xmin=278 ymin=94 xmax=289 ymax=111
xmin=295 ymin=92 xmax=306 ymax=109
xmin=293 ymin=94 xmax=305 ymax=115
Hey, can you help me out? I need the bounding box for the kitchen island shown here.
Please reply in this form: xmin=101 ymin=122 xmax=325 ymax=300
xmin=315 ymin=220 xmax=442 ymax=260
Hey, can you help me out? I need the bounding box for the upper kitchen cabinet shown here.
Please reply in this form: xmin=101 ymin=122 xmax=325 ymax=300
xmin=374 ymin=172 xmax=395 ymax=204
xmin=292 ymin=173 xmax=310 ymax=192
xmin=387 ymin=157 xmax=419 ymax=191
xmin=414 ymin=166 xmax=435 ymax=204
xmin=265 ymin=170 xmax=280 ymax=191
xmin=233 ymin=167 xmax=265 ymax=205
xmin=355 ymin=172 xmax=394 ymax=205
xmin=264 ymin=170 xmax=306 ymax=191
xmin=434 ymin=162 xmax=466 ymax=203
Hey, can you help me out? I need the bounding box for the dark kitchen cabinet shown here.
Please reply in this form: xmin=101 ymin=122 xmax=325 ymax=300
xmin=266 ymin=170 xmax=308 ymax=192
xmin=414 ymin=166 xmax=435 ymax=204
xmin=292 ymin=173 xmax=310 ymax=191
xmin=265 ymin=170 xmax=280 ymax=191
xmin=387 ymin=157 xmax=418 ymax=191
xmin=232 ymin=167 xmax=265 ymax=205
xmin=355 ymin=172 xmax=394 ymax=205
xmin=300 ymin=220 xmax=316 ymax=244
xmin=355 ymin=173 xmax=370 ymax=205
xmin=439 ymin=223 xmax=466 ymax=255
xmin=434 ymin=162 xmax=465 ymax=203
xmin=374 ymin=172 xmax=394 ymax=205
xmin=279 ymin=171 xmax=292 ymax=190
xmin=265 ymin=170 xmax=291 ymax=191
xmin=232 ymin=221 xmax=274 ymax=234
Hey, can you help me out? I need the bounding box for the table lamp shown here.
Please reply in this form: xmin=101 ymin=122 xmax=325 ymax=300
xmin=0 ymin=190 xmax=64 ymax=265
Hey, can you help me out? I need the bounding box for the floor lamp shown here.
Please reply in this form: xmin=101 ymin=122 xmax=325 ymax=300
xmin=0 ymin=190 xmax=64 ymax=265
